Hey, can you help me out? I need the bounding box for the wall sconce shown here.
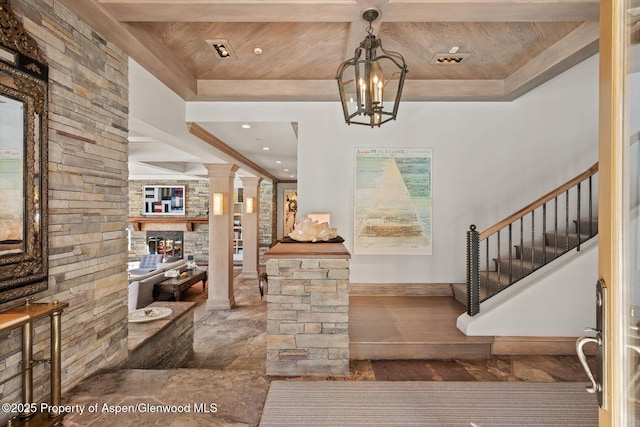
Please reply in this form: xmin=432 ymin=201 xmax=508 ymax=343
xmin=246 ymin=197 xmax=255 ymax=214
xmin=213 ymin=193 xmax=224 ymax=216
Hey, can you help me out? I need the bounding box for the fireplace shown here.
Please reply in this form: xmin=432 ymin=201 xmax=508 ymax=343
xmin=146 ymin=231 xmax=183 ymax=259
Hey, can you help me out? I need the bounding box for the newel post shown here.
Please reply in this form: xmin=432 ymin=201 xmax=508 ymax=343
xmin=467 ymin=225 xmax=480 ymax=316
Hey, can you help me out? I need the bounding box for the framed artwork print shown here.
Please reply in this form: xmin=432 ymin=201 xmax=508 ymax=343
xmin=144 ymin=185 xmax=185 ymax=215
xmin=354 ymin=148 xmax=432 ymax=255
xmin=284 ymin=189 xmax=298 ymax=236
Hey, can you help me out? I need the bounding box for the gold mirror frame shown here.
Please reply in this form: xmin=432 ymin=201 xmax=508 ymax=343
xmin=0 ymin=0 xmax=48 ymax=303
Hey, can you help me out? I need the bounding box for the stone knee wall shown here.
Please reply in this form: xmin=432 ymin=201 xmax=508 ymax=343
xmin=122 ymin=302 xmax=195 ymax=369
xmin=0 ymin=2 xmax=129 ymax=422
xmin=266 ymin=259 xmax=349 ymax=376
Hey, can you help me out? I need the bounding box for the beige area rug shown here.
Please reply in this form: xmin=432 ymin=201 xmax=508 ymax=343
xmin=259 ymin=381 xmax=598 ymax=427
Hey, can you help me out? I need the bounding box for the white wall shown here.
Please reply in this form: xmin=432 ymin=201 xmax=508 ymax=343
xmin=187 ymin=54 xmax=599 ymax=284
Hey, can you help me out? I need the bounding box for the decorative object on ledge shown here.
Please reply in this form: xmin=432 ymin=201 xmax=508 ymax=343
xmin=336 ymin=8 xmax=408 ymax=127
xmin=280 ymin=236 xmax=344 ymax=244
xmin=128 ymin=217 xmax=208 ymax=232
xmin=128 ymin=306 xmax=172 ymax=323
xmin=163 ymin=269 xmax=179 ymax=278
xmin=288 ymin=216 xmax=339 ymax=242
xmin=0 ymin=0 xmax=49 ymax=303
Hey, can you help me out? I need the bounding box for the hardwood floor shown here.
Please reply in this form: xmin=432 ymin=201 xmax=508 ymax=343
xmin=350 ymin=295 xmax=493 ymax=360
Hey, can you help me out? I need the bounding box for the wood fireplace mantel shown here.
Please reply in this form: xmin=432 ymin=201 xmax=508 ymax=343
xmin=128 ymin=217 xmax=209 ymax=232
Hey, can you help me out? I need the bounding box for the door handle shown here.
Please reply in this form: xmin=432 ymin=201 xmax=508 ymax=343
xmin=575 ymin=280 xmax=606 ymax=409
xmin=576 ymin=330 xmax=600 ymax=394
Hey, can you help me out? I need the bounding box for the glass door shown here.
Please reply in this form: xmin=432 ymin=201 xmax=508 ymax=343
xmin=598 ymin=0 xmax=640 ymax=425
xmin=624 ymin=17 xmax=640 ymax=422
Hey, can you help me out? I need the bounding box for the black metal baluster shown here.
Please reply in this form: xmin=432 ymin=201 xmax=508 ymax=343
xmin=576 ymin=182 xmax=582 ymax=251
xmin=520 ymin=217 xmax=524 ymax=279
xmin=589 ymin=176 xmax=593 ymax=237
xmin=531 ymin=210 xmax=535 ymax=268
xmin=485 ymin=237 xmax=490 ymax=301
xmin=508 ymin=223 xmax=513 ymax=284
xmin=496 ymin=230 xmax=501 ymax=293
xmin=554 ymin=196 xmax=559 ymax=257
xmin=565 ymin=190 xmax=570 ymax=253
xmin=542 ymin=204 xmax=547 ymax=265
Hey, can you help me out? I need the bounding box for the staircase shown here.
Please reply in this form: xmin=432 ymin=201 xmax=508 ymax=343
xmin=457 ymin=163 xmax=599 ymax=316
xmin=453 ymin=219 xmax=597 ymax=306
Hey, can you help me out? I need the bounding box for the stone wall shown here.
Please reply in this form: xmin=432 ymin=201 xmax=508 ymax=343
xmin=259 ymin=181 xmax=275 ymax=263
xmin=128 ymin=180 xmax=210 ymax=263
xmin=0 ymin=1 xmax=129 ymax=421
xmin=128 ymin=180 xmax=276 ymax=266
xmin=265 ymin=255 xmax=350 ymax=377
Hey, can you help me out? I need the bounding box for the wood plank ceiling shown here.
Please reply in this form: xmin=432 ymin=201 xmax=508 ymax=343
xmin=58 ymin=0 xmax=600 ymax=102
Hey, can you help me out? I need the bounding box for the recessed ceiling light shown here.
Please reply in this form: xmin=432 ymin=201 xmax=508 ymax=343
xmin=253 ymin=47 xmax=263 ymax=55
xmin=431 ymin=52 xmax=470 ymax=64
xmin=206 ymin=39 xmax=236 ymax=60
xmin=241 ymin=124 xmax=251 ymax=129
xmin=276 ymin=160 xmax=282 ymax=164
xmin=284 ymin=169 xmax=289 ymax=172
xmin=262 ymin=146 xmax=270 ymax=151
xmin=289 ymin=175 xmax=295 ymax=178
xmin=449 ymin=46 xmax=459 ymax=54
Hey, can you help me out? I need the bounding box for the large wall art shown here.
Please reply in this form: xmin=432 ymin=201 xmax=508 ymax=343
xmin=354 ymin=148 xmax=432 ymax=255
xmin=144 ymin=185 xmax=185 ymax=215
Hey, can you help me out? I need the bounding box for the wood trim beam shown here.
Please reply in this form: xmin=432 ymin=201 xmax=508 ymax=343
xmin=401 ymin=79 xmax=505 ymax=101
xmin=187 ymin=123 xmax=279 ymax=183
xmin=99 ymin=0 xmax=599 ymax=22
xmin=196 ymin=79 xmax=506 ymax=101
xmin=504 ymin=21 xmax=600 ymax=99
xmin=57 ymin=0 xmax=197 ymax=99
xmin=196 ymin=80 xmax=337 ymax=101
xmin=128 ymin=217 xmax=208 ymax=232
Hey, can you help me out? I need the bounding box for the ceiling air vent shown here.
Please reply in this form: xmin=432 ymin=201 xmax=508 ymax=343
xmin=431 ymin=52 xmax=470 ymax=65
xmin=207 ymin=39 xmax=236 ymax=60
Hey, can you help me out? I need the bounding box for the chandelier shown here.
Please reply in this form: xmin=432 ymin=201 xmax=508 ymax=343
xmin=336 ymin=8 xmax=408 ymax=128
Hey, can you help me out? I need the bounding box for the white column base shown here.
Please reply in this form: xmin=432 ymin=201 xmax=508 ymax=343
xmin=206 ymin=297 xmax=235 ymax=311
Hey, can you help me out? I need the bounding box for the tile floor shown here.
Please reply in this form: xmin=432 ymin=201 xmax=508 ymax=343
xmin=61 ymin=275 xmax=593 ymax=427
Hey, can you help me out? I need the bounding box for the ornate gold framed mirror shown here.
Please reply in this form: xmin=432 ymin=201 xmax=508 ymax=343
xmin=0 ymin=0 xmax=49 ymax=302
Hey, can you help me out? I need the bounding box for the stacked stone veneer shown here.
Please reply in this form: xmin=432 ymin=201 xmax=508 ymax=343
xmin=0 ymin=1 xmax=129 ymax=423
xmin=259 ymin=181 xmax=275 ymax=263
xmin=128 ymin=180 xmax=210 ymax=263
xmin=266 ymin=257 xmax=350 ymax=376
xmin=129 ymin=180 xmax=277 ymax=265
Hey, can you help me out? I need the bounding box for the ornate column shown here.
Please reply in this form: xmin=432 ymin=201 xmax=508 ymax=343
xmin=205 ymin=163 xmax=239 ymax=310
xmin=240 ymin=176 xmax=263 ymax=279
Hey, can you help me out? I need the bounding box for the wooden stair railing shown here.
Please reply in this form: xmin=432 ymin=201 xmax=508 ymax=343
xmin=465 ymin=163 xmax=599 ymax=316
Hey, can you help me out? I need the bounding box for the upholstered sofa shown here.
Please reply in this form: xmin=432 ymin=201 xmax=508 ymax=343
xmin=128 ymin=259 xmax=187 ymax=310
xmin=127 ymin=254 xmax=163 ymax=277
